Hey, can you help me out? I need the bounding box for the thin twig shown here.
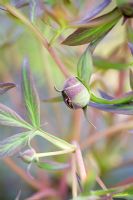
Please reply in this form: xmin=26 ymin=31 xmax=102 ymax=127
xmin=71 ymin=152 xmax=78 ymax=199
xmin=73 ymin=142 xmax=87 ymax=183
xmin=3 ymin=4 xmax=70 ymax=78
xmin=81 ymin=119 xmax=133 ymax=149
xmin=26 ymin=189 xmax=58 ymax=200
xmin=4 ymin=157 xmax=41 ymax=190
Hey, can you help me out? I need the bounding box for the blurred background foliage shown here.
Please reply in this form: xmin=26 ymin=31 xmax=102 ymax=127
xmin=0 ymin=0 xmax=133 ymax=199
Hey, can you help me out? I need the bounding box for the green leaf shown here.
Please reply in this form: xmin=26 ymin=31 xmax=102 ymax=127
xmin=94 ymin=56 xmax=132 ymax=70
xmin=77 ymin=47 xmax=93 ymax=86
xmin=130 ymin=69 xmax=133 ymax=90
xmin=62 ymin=8 xmax=121 ymax=46
xmin=90 ymin=91 xmax=133 ymax=105
xmin=0 ymin=103 xmax=32 ymax=129
xmin=0 ymin=132 xmax=30 ymax=158
xmin=36 ymin=160 xmax=69 ymax=170
xmin=21 ymin=58 xmax=40 ymax=128
xmin=42 ymin=96 xmax=63 ymax=103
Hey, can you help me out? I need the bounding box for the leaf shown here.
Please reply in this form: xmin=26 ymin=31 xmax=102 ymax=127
xmin=128 ymin=42 xmax=133 ymax=55
xmin=98 ymin=90 xmax=113 ymax=100
xmin=0 ymin=103 xmax=32 ymax=129
xmin=90 ymin=91 xmax=133 ymax=105
xmin=21 ymin=58 xmax=40 ymax=128
xmin=36 ymin=160 xmax=69 ymax=170
xmin=89 ymin=90 xmax=133 ymax=115
xmin=129 ymin=69 xmax=133 ymax=90
xmin=0 ymin=82 xmax=16 ymax=95
xmin=89 ymin=101 xmax=133 ymax=115
xmin=78 ymin=0 xmax=112 ymax=24
xmin=62 ymin=8 xmax=121 ymax=46
xmin=0 ymin=132 xmax=30 ymax=158
xmin=77 ymin=47 xmax=93 ymax=86
xmin=94 ymin=56 xmax=132 ymax=70
xmin=42 ymin=96 xmax=63 ymax=103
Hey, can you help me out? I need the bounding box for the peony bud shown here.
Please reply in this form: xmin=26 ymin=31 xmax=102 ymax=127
xmin=19 ymin=149 xmax=37 ymax=164
xmin=116 ymin=0 xmax=133 ymax=18
xmin=62 ymin=77 xmax=90 ymax=109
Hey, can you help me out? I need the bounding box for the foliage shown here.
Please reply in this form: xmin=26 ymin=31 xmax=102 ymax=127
xmin=0 ymin=0 xmax=133 ymax=200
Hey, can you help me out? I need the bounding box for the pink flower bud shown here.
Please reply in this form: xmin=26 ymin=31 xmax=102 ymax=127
xmin=62 ymin=77 xmax=90 ymax=109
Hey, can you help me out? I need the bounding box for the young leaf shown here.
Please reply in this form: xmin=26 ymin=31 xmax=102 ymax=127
xmin=21 ymin=58 xmax=40 ymax=128
xmin=36 ymin=160 xmax=69 ymax=170
xmin=0 ymin=82 xmax=16 ymax=95
xmin=129 ymin=69 xmax=133 ymax=90
xmin=0 ymin=132 xmax=30 ymax=158
xmin=77 ymin=47 xmax=93 ymax=86
xmin=0 ymin=103 xmax=32 ymax=129
xmin=62 ymin=8 xmax=121 ymax=46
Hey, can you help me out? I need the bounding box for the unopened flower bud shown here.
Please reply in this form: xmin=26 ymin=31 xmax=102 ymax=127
xmin=62 ymin=77 xmax=90 ymax=109
xmin=19 ymin=149 xmax=37 ymax=164
xmin=116 ymin=0 xmax=133 ymax=18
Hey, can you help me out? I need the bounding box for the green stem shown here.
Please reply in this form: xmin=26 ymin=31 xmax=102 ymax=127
xmin=36 ymin=148 xmax=75 ymax=158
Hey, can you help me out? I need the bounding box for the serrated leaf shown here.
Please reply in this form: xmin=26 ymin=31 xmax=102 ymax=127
xmin=21 ymin=58 xmax=40 ymax=128
xmin=0 ymin=132 xmax=30 ymax=158
xmin=0 ymin=82 xmax=16 ymax=95
xmin=0 ymin=103 xmax=32 ymax=129
xmin=62 ymin=8 xmax=121 ymax=46
xmin=77 ymin=47 xmax=93 ymax=85
xmin=36 ymin=160 xmax=69 ymax=170
xmin=129 ymin=69 xmax=133 ymax=90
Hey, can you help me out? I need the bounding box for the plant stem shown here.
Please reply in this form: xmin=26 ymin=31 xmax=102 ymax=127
xmin=4 ymin=157 xmax=41 ymax=190
xmin=36 ymin=148 xmax=75 ymax=158
xmin=3 ymin=4 xmax=70 ymax=78
xmin=73 ymin=142 xmax=87 ymax=183
xmin=81 ymin=119 xmax=133 ymax=149
xmin=71 ymin=153 xmax=77 ymax=199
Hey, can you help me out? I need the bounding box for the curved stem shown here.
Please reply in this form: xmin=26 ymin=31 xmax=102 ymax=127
xmin=3 ymin=4 xmax=70 ymax=78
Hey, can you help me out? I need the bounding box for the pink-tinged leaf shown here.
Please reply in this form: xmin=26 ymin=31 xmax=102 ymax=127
xmin=128 ymin=42 xmax=133 ymax=55
xmin=0 ymin=82 xmax=16 ymax=95
xmin=89 ymin=90 xmax=133 ymax=115
xmin=129 ymin=69 xmax=133 ymax=90
xmin=21 ymin=58 xmax=40 ymax=128
xmin=98 ymin=90 xmax=114 ymax=100
xmin=89 ymin=101 xmax=133 ymax=115
xmin=0 ymin=132 xmax=30 ymax=158
xmin=62 ymin=8 xmax=121 ymax=46
xmin=78 ymin=0 xmax=112 ymax=24
xmin=0 ymin=103 xmax=32 ymax=129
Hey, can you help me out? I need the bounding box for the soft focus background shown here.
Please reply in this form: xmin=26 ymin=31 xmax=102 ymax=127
xmin=0 ymin=0 xmax=133 ymax=199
